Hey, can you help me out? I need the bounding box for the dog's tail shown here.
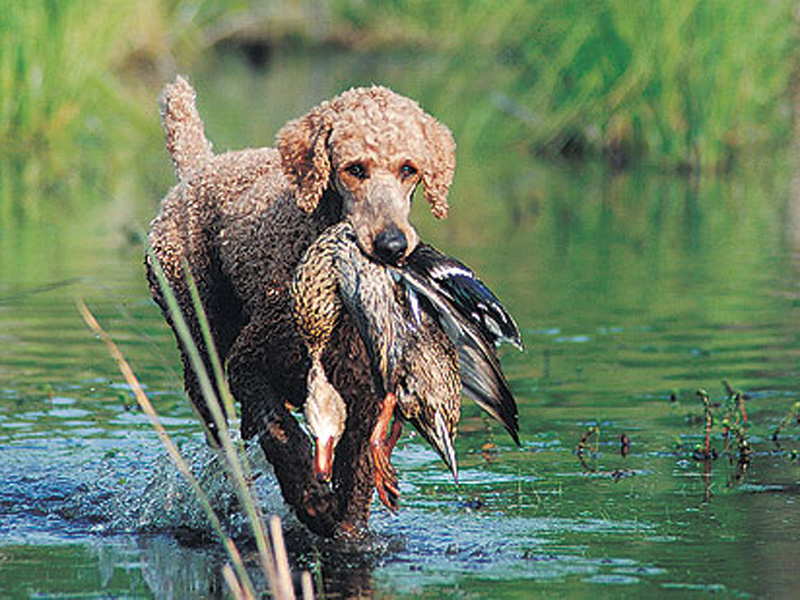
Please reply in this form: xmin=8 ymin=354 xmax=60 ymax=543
xmin=160 ymin=76 xmax=214 ymax=180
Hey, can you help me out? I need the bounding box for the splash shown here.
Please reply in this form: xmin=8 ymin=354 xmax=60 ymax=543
xmin=0 ymin=432 xmax=290 ymax=544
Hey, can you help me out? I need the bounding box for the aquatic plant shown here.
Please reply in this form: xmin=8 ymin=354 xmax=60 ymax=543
xmin=79 ymin=250 xmax=318 ymax=599
xmin=719 ymin=381 xmax=750 ymax=462
xmin=694 ymin=389 xmax=716 ymax=461
xmin=771 ymin=400 xmax=800 ymax=444
xmin=575 ymin=425 xmax=600 ymax=472
xmin=690 ymin=383 xmax=750 ymax=467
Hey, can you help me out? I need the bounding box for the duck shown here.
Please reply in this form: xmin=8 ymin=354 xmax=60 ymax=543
xmin=292 ymin=222 xmax=461 ymax=510
xmin=291 ymin=221 xmax=521 ymax=510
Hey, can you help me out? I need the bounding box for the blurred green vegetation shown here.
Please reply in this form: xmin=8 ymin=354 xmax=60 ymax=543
xmin=335 ymin=0 xmax=800 ymax=171
xmin=0 ymin=0 xmax=333 ymax=218
xmin=0 ymin=0 xmax=798 ymax=217
xmin=0 ymin=0 xmax=328 ymax=152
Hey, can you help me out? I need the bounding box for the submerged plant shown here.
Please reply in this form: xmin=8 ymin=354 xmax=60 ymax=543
xmin=691 ymin=385 xmax=750 ymax=469
xmin=575 ymin=425 xmax=600 ymax=472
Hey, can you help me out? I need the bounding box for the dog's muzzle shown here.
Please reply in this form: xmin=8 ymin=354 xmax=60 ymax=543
xmin=373 ymin=225 xmax=408 ymax=265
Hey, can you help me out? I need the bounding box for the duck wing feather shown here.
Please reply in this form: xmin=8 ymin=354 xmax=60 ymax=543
xmin=394 ymin=267 xmax=521 ymax=445
xmin=403 ymin=244 xmax=523 ymax=350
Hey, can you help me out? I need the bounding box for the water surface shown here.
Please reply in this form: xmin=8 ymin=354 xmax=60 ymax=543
xmin=2 ymin=50 xmax=800 ymax=598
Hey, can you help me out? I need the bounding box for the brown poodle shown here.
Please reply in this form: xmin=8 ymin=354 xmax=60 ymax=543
xmin=146 ymin=76 xmax=456 ymax=538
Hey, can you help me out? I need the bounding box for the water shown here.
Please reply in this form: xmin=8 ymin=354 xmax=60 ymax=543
xmin=2 ymin=49 xmax=800 ymax=597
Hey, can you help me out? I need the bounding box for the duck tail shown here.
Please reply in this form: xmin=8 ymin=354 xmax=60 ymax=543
xmin=398 ymin=267 xmax=521 ymax=445
xmin=160 ymin=75 xmax=214 ymax=180
xmin=436 ymin=411 xmax=459 ymax=484
xmin=417 ymin=412 xmax=459 ymax=484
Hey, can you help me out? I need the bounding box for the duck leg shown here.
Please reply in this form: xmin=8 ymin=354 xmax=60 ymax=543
xmin=370 ymin=392 xmax=400 ymax=511
xmin=386 ymin=416 xmax=404 ymax=457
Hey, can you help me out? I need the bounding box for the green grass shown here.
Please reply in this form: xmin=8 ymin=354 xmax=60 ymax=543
xmin=334 ymin=0 xmax=799 ymax=172
xmin=0 ymin=0 xmax=330 ymax=154
xmin=0 ymin=0 xmax=331 ymax=217
xmin=1 ymin=0 xmax=796 ymax=217
xmin=0 ymin=0 xmax=244 ymax=150
xmin=0 ymin=1 xmax=130 ymax=149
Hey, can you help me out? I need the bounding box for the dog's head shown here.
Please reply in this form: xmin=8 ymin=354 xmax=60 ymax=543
xmin=277 ymin=86 xmax=456 ymax=265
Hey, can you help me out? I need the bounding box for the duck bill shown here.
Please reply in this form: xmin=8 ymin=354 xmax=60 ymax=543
xmin=314 ymin=437 xmax=335 ymax=482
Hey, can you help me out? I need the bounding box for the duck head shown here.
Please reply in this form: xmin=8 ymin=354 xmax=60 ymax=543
xmin=304 ymin=358 xmax=348 ymax=482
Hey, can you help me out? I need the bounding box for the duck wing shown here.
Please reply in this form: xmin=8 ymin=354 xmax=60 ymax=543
xmin=395 ymin=268 xmax=520 ymax=446
xmin=403 ymin=244 xmax=523 ymax=350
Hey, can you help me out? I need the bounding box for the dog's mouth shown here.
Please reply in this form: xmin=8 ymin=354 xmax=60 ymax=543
xmin=371 ymin=225 xmax=412 ymax=266
xmin=343 ymin=219 xmax=418 ymax=267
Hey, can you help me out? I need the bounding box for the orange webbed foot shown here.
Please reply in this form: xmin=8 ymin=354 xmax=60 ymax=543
xmin=370 ymin=392 xmax=401 ymax=511
xmin=371 ymin=442 xmax=400 ymax=511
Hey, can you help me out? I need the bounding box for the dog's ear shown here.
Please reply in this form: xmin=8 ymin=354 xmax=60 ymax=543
xmin=277 ymin=107 xmax=332 ymax=214
xmin=420 ymin=116 xmax=456 ymax=219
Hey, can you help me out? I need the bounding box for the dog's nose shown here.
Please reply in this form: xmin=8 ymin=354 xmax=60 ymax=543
xmin=373 ymin=226 xmax=408 ymax=265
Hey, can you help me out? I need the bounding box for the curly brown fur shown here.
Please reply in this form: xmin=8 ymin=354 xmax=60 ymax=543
xmin=146 ymin=76 xmax=456 ymax=538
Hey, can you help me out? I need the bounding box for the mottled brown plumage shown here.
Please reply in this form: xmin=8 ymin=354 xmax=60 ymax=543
xmin=292 ymin=222 xmax=461 ymax=509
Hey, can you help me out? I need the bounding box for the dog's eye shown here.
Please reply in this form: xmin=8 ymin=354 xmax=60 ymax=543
xmin=345 ymin=163 xmax=368 ymax=180
xmin=400 ymin=163 xmax=418 ymax=179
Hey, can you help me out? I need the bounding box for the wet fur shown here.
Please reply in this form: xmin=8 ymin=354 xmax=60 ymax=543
xmin=146 ymin=77 xmax=456 ymax=538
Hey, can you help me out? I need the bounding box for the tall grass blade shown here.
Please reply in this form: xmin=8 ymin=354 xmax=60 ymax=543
xmin=77 ymin=300 xmax=258 ymax=599
xmin=301 ymin=571 xmax=315 ymax=600
xmin=80 ymin=296 xmax=308 ymax=598
xmin=81 ymin=250 xmax=314 ymax=598
xmin=222 ymin=563 xmax=248 ymax=600
xmin=270 ymin=515 xmax=295 ymax=600
xmin=145 ymin=248 xmax=287 ymax=596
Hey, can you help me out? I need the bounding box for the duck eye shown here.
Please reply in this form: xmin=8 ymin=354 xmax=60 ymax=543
xmin=400 ymin=163 xmax=418 ymax=179
xmin=345 ymin=163 xmax=368 ymax=180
